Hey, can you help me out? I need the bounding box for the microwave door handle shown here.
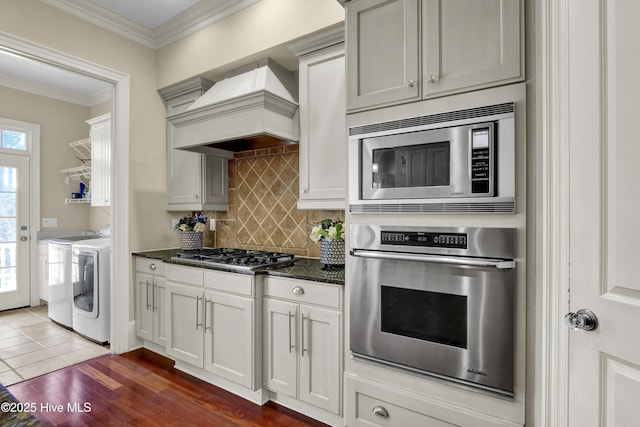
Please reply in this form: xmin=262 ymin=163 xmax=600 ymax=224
xmin=351 ymin=249 xmax=515 ymax=270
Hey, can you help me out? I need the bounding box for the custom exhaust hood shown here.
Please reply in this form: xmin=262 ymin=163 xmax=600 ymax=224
xmin=167 ymin=58 xmax=299 ymax=154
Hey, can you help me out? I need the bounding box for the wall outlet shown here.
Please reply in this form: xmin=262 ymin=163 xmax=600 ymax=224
xmin=210 ymin=219 xmax=216 ymax=231
xmin=171 ymin=218 xmax=179 ymax=229
xmin=42 ymin=218 xmax=58 ymax=228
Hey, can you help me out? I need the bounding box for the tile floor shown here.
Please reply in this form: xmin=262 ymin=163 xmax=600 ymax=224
xmin=0 ymin=305 xmax=110 ymax=386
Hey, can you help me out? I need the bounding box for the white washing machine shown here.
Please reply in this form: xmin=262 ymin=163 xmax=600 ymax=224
xmin=48 ymin=235 xmax=103 ymax=328
xmin=71 ymin=238 xmax=111 ymax=344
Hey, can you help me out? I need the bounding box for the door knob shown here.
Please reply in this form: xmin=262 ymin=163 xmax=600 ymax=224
xmin=565 ymin=309 xmax=598 ymax=331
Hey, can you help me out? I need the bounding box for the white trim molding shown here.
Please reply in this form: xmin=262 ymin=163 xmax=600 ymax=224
xmin=537 ymin=0 xmax=571 ymax=426
xmin=0 ymin=31 xmax=131 ymax=355
xmin=40 ymin=0 xmax=261 ymax=49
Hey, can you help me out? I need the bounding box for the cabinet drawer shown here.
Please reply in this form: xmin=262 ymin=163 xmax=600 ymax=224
xmin=166 ymin=264 xmax=203 ymax=286
xmin=204 ymin=270 xmax=253 ymax=297
xmin=135 ymin=258 xmax=165 ymax=275
xmin=353 ymin=392 xmax=453 ymax=427
xmin=345 ymin=375 xmax=517 ymax=427
xmin=264 ymin=277 xmax=341 ymax=309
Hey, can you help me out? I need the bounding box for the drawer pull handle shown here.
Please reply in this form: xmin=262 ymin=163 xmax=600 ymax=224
xmin=372 ymin=406 xmax=389 ymax=418
xmin=292 ymin=286 xmax=304 ymax=295
xmin=149 ymin=263 xmax=156 ymax=271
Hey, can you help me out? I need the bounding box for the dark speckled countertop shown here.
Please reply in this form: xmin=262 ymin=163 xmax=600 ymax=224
xmin=132 ymin=249 xmax=345 ymax=285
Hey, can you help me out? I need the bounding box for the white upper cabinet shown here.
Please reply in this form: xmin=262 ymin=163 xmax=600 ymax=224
xmin=422 ymin=0 xmax=524 ymax=98
xmin=159 ymin=77 xmax=229 ymax=211
xmin=345 ymin=0 xmax=420 ymax=112
xmin=87 ymin=113 xmax=111 ymax=207
xmin=290 ymin=25 xmax=347 ymax=210
xmin=344 ymin=0 xmax=524 ymax=112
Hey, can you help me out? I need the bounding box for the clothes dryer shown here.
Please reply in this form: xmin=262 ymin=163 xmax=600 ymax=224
xmin=71 ymin=238 xmax=111 ymax=344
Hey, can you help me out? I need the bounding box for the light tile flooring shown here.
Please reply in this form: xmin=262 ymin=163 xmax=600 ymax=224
xmin=0 ymin=305 xmax=110 ymax=386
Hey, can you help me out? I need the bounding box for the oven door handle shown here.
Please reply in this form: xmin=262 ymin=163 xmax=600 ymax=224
xmin=351 ymin=249 xmax=515 ymax=269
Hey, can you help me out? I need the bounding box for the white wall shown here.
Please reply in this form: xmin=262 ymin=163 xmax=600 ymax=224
xmin=0 ymin=85 xmax=92 ymax=231
xmin=0 ymin=0 xmax=170 ymax=252
xmin=156 ymin=0 xmax=345 ymax=88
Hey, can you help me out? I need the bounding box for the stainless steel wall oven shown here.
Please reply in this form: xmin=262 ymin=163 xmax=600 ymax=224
xmin=348 ymin=103 xmax=516 ymax=213
xmin=350 ymin=225 xmax=517 ymax=397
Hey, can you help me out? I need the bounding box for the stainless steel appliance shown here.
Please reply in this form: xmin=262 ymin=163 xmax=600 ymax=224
xmin=350 ymin=225 xmax=516 ymax=396
xmin=349 ymin=103 xmax=516 ymax=213
xmin=171 ymin=248 xmax=297 ymax=271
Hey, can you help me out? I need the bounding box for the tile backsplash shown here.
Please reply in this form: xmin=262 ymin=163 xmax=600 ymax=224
xmin=203 ymin=145 xmax=344 ymax=258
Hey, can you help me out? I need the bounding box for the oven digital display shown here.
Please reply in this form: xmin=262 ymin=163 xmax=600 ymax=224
xmin=381 ymin=231 xmax=467 ymax=249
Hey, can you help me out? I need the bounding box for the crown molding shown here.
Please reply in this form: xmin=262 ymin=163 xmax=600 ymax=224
xmin=40 ymin=0 xmax=261 ymax=50
xmin=0 ymin=73 xmax=109 ymax=106
xmin=288 ymin=23 xmax=344 ymax=57
xmin=154 ymin=0 xmax=260 ymax=49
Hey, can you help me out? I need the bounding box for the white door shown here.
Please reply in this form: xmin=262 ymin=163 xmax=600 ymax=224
xmin=561 ymin=0 xmax=640 ymax=425
xmin=0 ymin=153 xmax=30 ymax=311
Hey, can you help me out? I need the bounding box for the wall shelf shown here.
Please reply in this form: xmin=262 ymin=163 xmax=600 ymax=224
xmin=59 ymin=165 xmax=91 ymax=181
xmin=66 ymin=137 xmax=91 ymax=160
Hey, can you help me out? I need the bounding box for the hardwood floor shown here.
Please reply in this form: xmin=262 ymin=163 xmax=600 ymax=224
xmin=7 ymin=350 xmax=330 ymax=427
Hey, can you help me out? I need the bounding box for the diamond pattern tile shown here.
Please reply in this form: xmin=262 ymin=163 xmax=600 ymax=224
xmin=209 ymin=148 xmax=344 ymax=256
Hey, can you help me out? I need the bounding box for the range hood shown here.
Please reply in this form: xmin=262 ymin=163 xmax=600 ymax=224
xmin=168 ymin=58 xmax=299 ymax=154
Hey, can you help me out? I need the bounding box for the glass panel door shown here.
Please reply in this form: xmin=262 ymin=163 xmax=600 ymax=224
xmin=0 ymin=165 xmax=18 ymax=292
xmin=0 ymin=154 xmax=30 ymax=310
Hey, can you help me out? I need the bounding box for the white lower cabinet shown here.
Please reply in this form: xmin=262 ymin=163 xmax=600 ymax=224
xmin=38 ymin=240 xmax=49 ymax=303
xmin=135 ymin=258 xmax=167 ymax=348
xmin=165 ymin=264 xmax=258 ymax=390
xmin=263 ymin=277 xmax=342 ymax=415
xmin=345 ymin=374 xmax=520 ymax=427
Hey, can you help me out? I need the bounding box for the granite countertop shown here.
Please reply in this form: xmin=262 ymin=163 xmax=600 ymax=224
xmin=132 ymin=249 xmax=345 ymax=285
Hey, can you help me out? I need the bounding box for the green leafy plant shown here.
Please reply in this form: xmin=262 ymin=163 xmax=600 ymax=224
xmin=310 ymin=219 xmax=345 ymax=242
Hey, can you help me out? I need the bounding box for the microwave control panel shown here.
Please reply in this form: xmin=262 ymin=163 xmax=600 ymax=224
xmin=471 ymin=127 xmax=491 ymax=194
xmin=381 ymin=231 xmax=467 ymax=249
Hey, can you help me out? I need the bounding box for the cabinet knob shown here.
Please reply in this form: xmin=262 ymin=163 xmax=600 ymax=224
xmin=372 ymin=406 xmax=389 ymax=419
xmin=408 ymin=79 xmax=416 ymax=88
xmin=292 ymin=286 xmax=305 ymax=295
xmin=427 ymin=74 xmax=440 ymax=84
xmin=149 ymin=263 xmax=156 ymax=271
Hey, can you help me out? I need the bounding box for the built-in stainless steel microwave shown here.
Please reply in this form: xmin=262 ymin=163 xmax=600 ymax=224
xmin=349 ymin=103 xmax=516 ymax=213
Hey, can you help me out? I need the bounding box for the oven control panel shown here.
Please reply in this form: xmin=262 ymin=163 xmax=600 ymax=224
xmin=381 ymin=231 xmax=467 ymax=249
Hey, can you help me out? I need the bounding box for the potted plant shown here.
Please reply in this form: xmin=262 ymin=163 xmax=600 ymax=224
xmin=310 ymin=219 xmax=345 ymax=268
xmin=175 ymin=213 xmax=207 ymax=250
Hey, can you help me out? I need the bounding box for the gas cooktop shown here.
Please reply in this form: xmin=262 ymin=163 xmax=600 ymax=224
xmin=171 ymin=248 xmax=297 ymax=271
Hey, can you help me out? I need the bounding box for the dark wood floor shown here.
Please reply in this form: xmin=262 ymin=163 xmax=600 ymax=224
xmin=8 ymin=350 xmax=330 ymax=427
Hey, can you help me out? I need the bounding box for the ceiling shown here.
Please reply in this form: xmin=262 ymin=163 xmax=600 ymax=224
xmin=0 ymin=0 xmax=260 ymax=106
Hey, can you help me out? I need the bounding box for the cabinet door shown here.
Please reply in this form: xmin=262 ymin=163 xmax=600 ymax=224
xmin=298 ymin=44 xmax=347 ymax=209
xmin=346 ymin=0 xmax=420 ymax=112
xmin=204 ymin=290 xmax=255 ymax=389
xmin=135 ymin=272 xmax=154 ymax=342
xmin=422 ymin=0 xmax=523 ymax=98
xmin=263 ymin=297 xmax=298 ymax=398
xmin=166 ymin=149 xmax=204 ymax=207
xmin=88 ymin=115 xmax=111 ymax=206
xmin=165 ymin=90 xmax=205 ymax=208
xmin=153 ymin=276 xmax=167 ymax=347
xmin=166 ymin=283 xmax=204 ymax=367
xmin=299 ymin=305 xmax=341 ymax=414
xmin=202 ymin=155 xmax=228 ymax=210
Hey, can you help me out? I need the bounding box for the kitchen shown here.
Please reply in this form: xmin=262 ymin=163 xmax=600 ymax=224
xmin=1 ymin=1 xmax=640 ymax=427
